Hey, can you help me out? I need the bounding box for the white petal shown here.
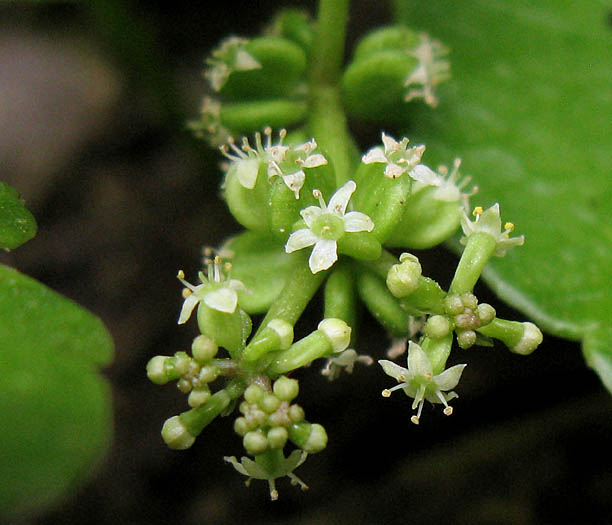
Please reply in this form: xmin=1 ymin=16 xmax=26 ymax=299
xmin=381 ymin=132 xmax=399 ymax=153
xmin=301 ymin=153 xmax=327 ymax=168
xmin=234 ymin=49 xmax=261 ymax=71
xmin=178 ymin=294 xmax=200 ymax=324
xmin=361 ymin=147 xmax=388 ymax=164
xmin=300 ymin=205 xmax=322 ymax=228
xmin=204 ymin=287 xmax=238 ymax=313
xmin=477 ymin=203 xmax=502 ymax=236
xmin=234 ymin=158 xmax=260 ymax=189
xmin=327 ymin=180 xmax=356 ymax=216
xmin=282 ymin=170 xmax=305 ymax=199
xmin=434 ymin=363 xmax=467 ymax=391
xmin=409 ymin=164 xmax=440 ymax=185
xmin=343 ymin=211 xmax=374 ymax=232
xmin=407 ymin=341 xmax=433 ymax=376
xmin=308 ymin=239 xmax=337 ymax=273
xmin=384 ymin=163 xmax=405 ymax=179
xmin=285 ymin=228 xmax=318 ymax=253
xmin=378 ymin=359 xmax=408 ymax=381
xmin=228 ymin=278 xmax=247 ymax=291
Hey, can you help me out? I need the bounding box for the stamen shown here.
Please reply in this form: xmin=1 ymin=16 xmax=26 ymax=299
xmin=182 ymin=288 xmax=192 ymax=299
xmin=213 ymin=256 xmax=221 ymax=282
xmin=312 ymin=189 xmax=326 ymax=209
xmin=381 ymin=389 xmax=392 ymax=398
xmin=473 ymin=206 xmax=483 ymax=217
xmin=504 ymin=222 xmax=515 ymax=232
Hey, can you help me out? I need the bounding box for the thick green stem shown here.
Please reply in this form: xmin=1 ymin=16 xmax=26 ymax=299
xmin=310 ymin=0 xmax=349 ymax=85
xmin=309 ymin=0 xmax=353 ymax=186
xmin=449 ymin=232 xmax=496 ymax=295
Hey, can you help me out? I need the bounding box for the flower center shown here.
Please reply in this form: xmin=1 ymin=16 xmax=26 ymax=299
xmin=310 ymin=213 xmax=345 ymax=241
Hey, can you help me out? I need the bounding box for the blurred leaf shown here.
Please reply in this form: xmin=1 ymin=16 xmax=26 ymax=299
xmin=394 ymin=1 xmax=612 ymax=389
xmin=0 ymin=264 xmax=113 ymax=519
xmin=0 ymin=182 xmax=37 ymax=251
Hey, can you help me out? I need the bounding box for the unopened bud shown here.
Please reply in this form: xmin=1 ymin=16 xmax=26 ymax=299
xmin=318 ymin=318 xmax=351 ymax=353
xmin=162 ymin=416 xmax=196 ymax=450
xmin=386 ymin=253 xmax=422 ymax=298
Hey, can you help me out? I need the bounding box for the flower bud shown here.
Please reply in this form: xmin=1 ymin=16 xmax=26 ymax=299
xmin=234 ymin=416 xmax=250 ymax=436
xmin=244 ymin=384 xmax=265 ymax=404
xmin=198 ymin=365 xmax=219 ymax=384
xmin=191 ymin=335 xmax=218 ymax=363
xmin=146 ymin=356 xmax=172 ymax=385
xmin=162 ymin=416 xmax=195 ymax=450
xmin=386 ymin=253 xmax=422 ymax=298
xmin=288 ymin=404 xmax=305 ymax=423
xmin=289 ymin=422 xmax=327 ymax=453
xmin=243 ymin=431 xmax=269 ymax=455
xmin=267 ymin=427 xmax=289 ymax=449
xmin=476 ymin=303 xmax=496 ymax=325
xmin=457 ymin=330 xmax=477 ymax=349
xmin=511 ymin=322 xmax=543 ymax=355
xmin=188 ymin=386 xmax=212 ymax=408
xmin=268 ymin=318 xmax=294 ymax=350
xmin=424 ymin=315 xmax=451 ymax=339
xmin=273 ymin=376 xmax=299 ymax=401
xmin=317 ymin=318 xmax=351 ymax=353
xmin=260 ymin=393 xmax=282 ymax=413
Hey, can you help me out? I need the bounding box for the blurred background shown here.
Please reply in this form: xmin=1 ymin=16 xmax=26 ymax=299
xmin=1 ymin=1 xmax=611 ymax=523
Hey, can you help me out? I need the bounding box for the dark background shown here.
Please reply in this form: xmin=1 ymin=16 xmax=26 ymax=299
xmin=1 ymin=1 xmax=611 ymax=523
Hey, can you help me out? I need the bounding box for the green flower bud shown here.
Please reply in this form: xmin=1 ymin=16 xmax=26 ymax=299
xmin=386 ymin=253 xmax=422 ymax=298
xmin=267 ymin=427 xmax=289 ymax=449
xmin=461 ymin=293 xmax=479 ymax=310
xmin=234 ymin=416 xmax=250 ymax=436
xmin=267 ymin=8 xmax=313 ymax=52
xmin=162 ymin=416 xmax=195 ymax=450
xmin=511 ymin=322 xmax=543 ymax=355
xmin=476 ymin=303 xmax=496 ymax=325
xmin=198 ymin=365 xmax=219 ymax=384
xmin=288 ymin=404 xmax=305 ymax=423
xmin=260 ymin=393 xmax=282 ymax=413
xmin=444 ymin=294 xmax=464 ymax=315
xmin=289 ymin=422 xmax=327 ymax=454
xmin=457 ymin=330 xmax=477 ymax=349
xmin=188 ymin=386 xmax=212 ymax=408
xmin=191 ymin=335 xmax=218 ymax=363
xmin=425 ymin=315 xmax=451 ymax=339
xmin=317 ymin=318 xmax=351 ymax=353
xmin=173 ymin=352 xmax=191 ymax=375
xmin=273 ymin=376 xmax=299 ymax=401
xmin=244 ymin=431 xmax=269 ymax=455
xmin=177 ymin=378 xmax=192 ymax=393
xmin=146 ymin=356 xmax=173 ymax=385
xmin=244 ymin=384 xmax=265 ymax=404
xmin=268 ymin=319 xmax=294 ymax=351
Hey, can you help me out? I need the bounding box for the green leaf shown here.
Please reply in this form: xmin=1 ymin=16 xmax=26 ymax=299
xmin=0 ymin=182 xmax=37 ymax=250
xmin=394 ymin=1 xmax=612 ymax=389
xmin=0 ymin=264 xmax=113 ymax=519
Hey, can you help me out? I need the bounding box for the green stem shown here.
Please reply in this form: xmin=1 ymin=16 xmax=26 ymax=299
xmin=449 ymin=232 xmax=497 ymax=295
xmin=310 ymin=0 xmax=349 ymax=85
xmin=309 ymin=0 xmax=354 ymax=186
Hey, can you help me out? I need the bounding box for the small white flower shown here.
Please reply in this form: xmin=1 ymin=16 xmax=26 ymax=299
xmin=321 ymin=349 xmax=373 ymax=381
xmin=362 ymin=133 xmax=435 ymax=182
xmin=404 ymin=33 xmax=450 ymax=108
xmin=188 ymin=97 xmax=231 ymax=147
xmin=220 ymin=129 xmax=327 ymax=198
xmin=176 ymin=257 xmax=247 ymax=324
xmin=205 ymin=37 xmax=261 ymax=92
xmin=412 ymin=158 xmax=477 ymax=211
xmin=266 ymin=135 xmax=327 ymax=199
xmin=285 ymin=180 xmax=374 ymax=273
xmin=224 ymin=450 xmax=309 ymax=501
xmin=379 ymin=341 xmax=466 ymax=424
xmin=460 ymin=204 xmax=525 ymax=257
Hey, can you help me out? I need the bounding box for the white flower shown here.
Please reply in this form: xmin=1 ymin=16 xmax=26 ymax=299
xmin=176 ymin=257 xmax=247 ymax=324
xmin=266 ymin=135 xmax=327 ymax=199
xmin=224 ymin=450 xmax=308 ymax=501
xmin=362 ymin=133 xmax=436 ymax=182
xmin=404 ymin=33 xmax=450 ymax=108
xmin=379 ymin=341 xmax=466 ymax=424
xmin=321 ymin=349 xmax=373 ymax=381
xmin=187 ymin=97 xmax=231 ymax=147
xmin=205 ymin=37 xmax=261 ymax=92
xmin=220 ymin=128 xmax=327 ymax=198
xmin=285 ymin=180 xmax=374 ymax=273
xmin=460 ymin=204 xmax=525 ymax=257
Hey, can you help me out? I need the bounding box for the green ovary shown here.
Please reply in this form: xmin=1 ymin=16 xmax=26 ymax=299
xmin=310 ymin=214 xmax=345 ymax=240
